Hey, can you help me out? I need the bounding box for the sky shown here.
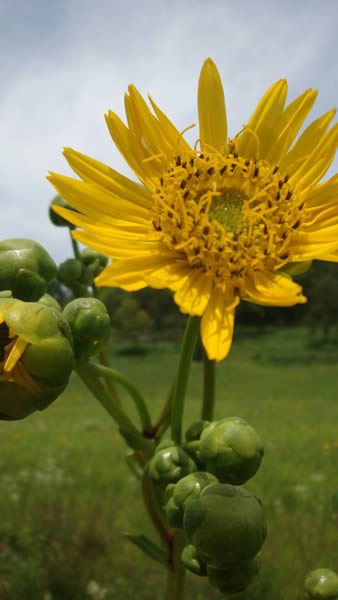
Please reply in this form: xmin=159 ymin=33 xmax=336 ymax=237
xmin=0 ymin=0 xmax=337 ymax=263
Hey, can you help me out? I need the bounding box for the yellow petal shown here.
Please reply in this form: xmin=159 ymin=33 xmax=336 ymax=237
xmin=201 ymin=286 xmax=239 ymax=361
xmin=245 ymin=272 xmax=306 ymax=306
xmin=63 ymin=148 xmax=152 ymax=209
xmin=237 ymin=80 xmax=287 ymax=159
xmin=266 ymin=89 xmax=318 ymax=164
xmin=95 ymin=254 xmax=175 ymax=290
xmin=48 ymin=173 xmax=150 ymax=224
xmin=281 ymin=109 xmax=336 ymax=174
xmin=148 ymin=95 xmax=192 ymax=155
xmin=73 ymin=230 xmax=161 ymax=259
xmin=4 ymin=337 xmax=28 ymax=372
xmin=198 ymin=58 xmax=227 ymax=151
xmin=174 ymin=269 xmax=213 ymax=316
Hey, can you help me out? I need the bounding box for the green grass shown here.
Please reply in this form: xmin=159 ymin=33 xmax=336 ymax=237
xmin=0 ymin=327 xmax=337 ymax=599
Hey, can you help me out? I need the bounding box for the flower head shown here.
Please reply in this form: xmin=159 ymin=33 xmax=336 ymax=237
xmin=0 ymin=296 xmax=74 ymax=419
xmin=49 ymin=59 xmax=337 ymax=360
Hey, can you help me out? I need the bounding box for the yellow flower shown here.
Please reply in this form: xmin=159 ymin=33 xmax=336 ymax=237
xmin=48 ymin=59 xmax=338 ymax=361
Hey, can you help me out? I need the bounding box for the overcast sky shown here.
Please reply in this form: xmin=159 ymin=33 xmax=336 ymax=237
xmin=1 ymin=0 xmax=337 ymax=263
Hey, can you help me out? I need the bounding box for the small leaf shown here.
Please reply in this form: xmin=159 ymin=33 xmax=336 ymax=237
xmin=124 ymin=533 xmax=168 ymax=567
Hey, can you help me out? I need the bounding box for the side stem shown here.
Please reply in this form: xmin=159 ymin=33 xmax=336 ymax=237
xmin=165 ymin=531 xmax=186 ymax=600
xmin=201 ymin=348 xmax=216 ymax=421
xmin=171 ymin=316 xmax=200 ymax=444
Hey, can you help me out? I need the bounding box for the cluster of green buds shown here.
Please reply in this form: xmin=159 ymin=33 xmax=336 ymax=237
xmin=165 ymin=473 xmax=267 ymax=594
xmin=148 ymin=415 xmax=265 ymax=594
xmin=63 ymin=297 xmax=111 ymax=359
xmin=304 ymin=569 xmax=338 ymax=599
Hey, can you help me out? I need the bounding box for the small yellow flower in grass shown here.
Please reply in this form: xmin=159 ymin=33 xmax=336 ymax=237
xmin=48 ymin=59 xmax=338 ymax=361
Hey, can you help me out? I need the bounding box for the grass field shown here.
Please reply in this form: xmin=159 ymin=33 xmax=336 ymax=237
xmin=0 ymin=327 xmax=337 ymax=599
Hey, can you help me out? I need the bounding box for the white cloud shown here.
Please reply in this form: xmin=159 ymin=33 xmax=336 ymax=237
xmin=0 ymin=0 xmax=337 ymax=262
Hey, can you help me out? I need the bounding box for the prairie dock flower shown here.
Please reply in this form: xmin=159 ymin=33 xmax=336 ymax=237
xmin=49 ymin=59 xmax=338 ymax=360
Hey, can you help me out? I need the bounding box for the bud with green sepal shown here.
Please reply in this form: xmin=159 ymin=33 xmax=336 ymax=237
xmin=181 ymin=544 xmax=207 ymax=576
xmin=207 ymin=554 xmax=261 ymax=595
xmin=198 ymin=416 xmax=264 ymax=484
xmin=38 ymin=293 xmax=62 ymax=312
xmin=63 ymin=297 xmax=111 ymax=359
xmin=183 ymin=483 xmax=267 ymax=568
xmin=148 ymin=439 xmax=196 ymax=485
xmin=165 ymin=471 xmax=218 ymax=528
xmin=0 ymin=238 xmax=57 ymax=302
xmin=80 ymin=249 xmax=108 ymax=278
xmin=0 ymin=296 xmax=74 ymax=420
xmin=49 ymin=194 xmax=77 ymax=228
xmin=184 ymin=420 xmax=210 ymax=466
xmin=304 ymin=569 xmax=338 ymax=599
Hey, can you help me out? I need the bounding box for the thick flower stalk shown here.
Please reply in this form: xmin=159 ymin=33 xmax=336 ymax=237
xmin=0 ymin=296 xmax=74 ymax=419
xmin=49 ymin=58 xmax=337 ymax=361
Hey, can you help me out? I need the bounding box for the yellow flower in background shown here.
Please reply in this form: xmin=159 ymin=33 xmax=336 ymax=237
xmin=48 ymin=59 xmax=338 ymax=361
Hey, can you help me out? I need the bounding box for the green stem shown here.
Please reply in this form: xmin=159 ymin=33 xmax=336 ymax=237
xmin=76 ymin=366 xmax=150 ymax=452
xmin=69 ymin=229 xmax=81 ymax=259
xmin=142 ymin=465 xmax=172 ymax=548
xmin=80 ymin=360 xmax=153 ymax=434
xmin=165 ymin=531 xmax=186 ymax=600
xmin=98 ymin=348 xmax=121 ymax=405
xmin=153 ymin=378 xmax=176 ymax=441
xmin=201 ymin=348 xmax=216 ymax=421
xmin=171 ymin=316 xmax=200 ymax=444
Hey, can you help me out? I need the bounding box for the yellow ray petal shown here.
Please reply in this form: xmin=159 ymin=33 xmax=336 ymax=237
xmin=105 ymin=111 xmax=161 ymax=184
xmin=237 ymin=80 xmax=287 ymax=159
xmin=198 ymin=58 xmax=227 ymax=151
xmin=174 ymin=269 xmax=213 ymax=316
xmin=245 ymin=272 xmax=306 ymax=306
xmin=290 ymin=124 xmax=338 ymax=189
xmin=51 ymin=204 xmax=149 ymax=238
xmin=4 ymin=337 xmax=28 ymax=372
xmin=266 ymin=89 xmax=318 ymax=164
xmin=48 ymin=173 xmax=150 ymax=224
xmin=95 ymin=254 xmax=175 ymax=290
xmin=63 ymin=148 xmax=152 ymax=209
xmin=302 ymin=175 xmax=338 ymax=210
xmin=73 ymin=230 xmax=161 ymax=259
xmin=201 ymin=286 xmax=238 ymax=361
xmin=281 ymin=109 xmax=336 ymax=174
xmin=148 ymin=95 xmax=192 ymax=155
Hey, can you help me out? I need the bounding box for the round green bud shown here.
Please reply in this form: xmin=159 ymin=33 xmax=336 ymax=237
xmin=38 ymin=293 xmax=62 ymax=312
xmin=165 ymin=472 xmax=218 ymax=528
xmin=183 ymin=483 xmax=267 ymax=568
xmin=199 ymin=417 xmax=264 ymax=484
xmin=0 ymin=297 xmax=74 ymax=420
xmin=207 ymin=554 xmax=261 ymax=594
xmin=58 ymin=259 xmax=83 ymax=287
xmin=62 ymin=297 xmax=111 ymax=358
xmin=0 ymin=238 xmax=57 ymax=302
xmin=181 ymin=544 xmax=207 ymax=576
xmin=81 ymin=249 xmax=108 ymax=278
xmin=148 ymin=440 xmax=196 ymax=485
xmin=49 ymin=195 xmax=76 ymax=228
xmin=304 ymin=569 xmax=338 ymax=599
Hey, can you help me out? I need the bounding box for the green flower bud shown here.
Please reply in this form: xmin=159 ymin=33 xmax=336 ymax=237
xmin=304 ymin=569 xmax=338 ymax=599
xmin=183 ymin=483 xmax=267 ymax=568
xmin=207 ymin=554 xmax=261 ymax=594
xmin=38 ymin=294 xmax=62 ymax=312
xmin=63 ymin=297 xmax=111 ymax=358
xmin=165 ymin=472 xmax=218 ymax=528
xmin=58 ymin=259 xmax=83 ymax=287
xmin=0 ymin=238 xmax=57 ymax=301
xmin=181 ymin=544 xmax=207 ymax=576
xmin=199 ymin=417 xmax=264 ymax=484
xmin=81 ymin=249 xmax=108 ymax=278
xmin=49 ymin=195 xmax=77 ymax=228
xmin=148 ymin=440 xmax=196 ymax=485
xmin=185 ymin=420 xmax=210 ymax=442
xmin=0 ymin=297 xmax=74 ymax=420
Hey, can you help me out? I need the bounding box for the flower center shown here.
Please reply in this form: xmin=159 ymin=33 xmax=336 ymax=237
xmin=151 ymin=151 xmax=304 ymax=291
